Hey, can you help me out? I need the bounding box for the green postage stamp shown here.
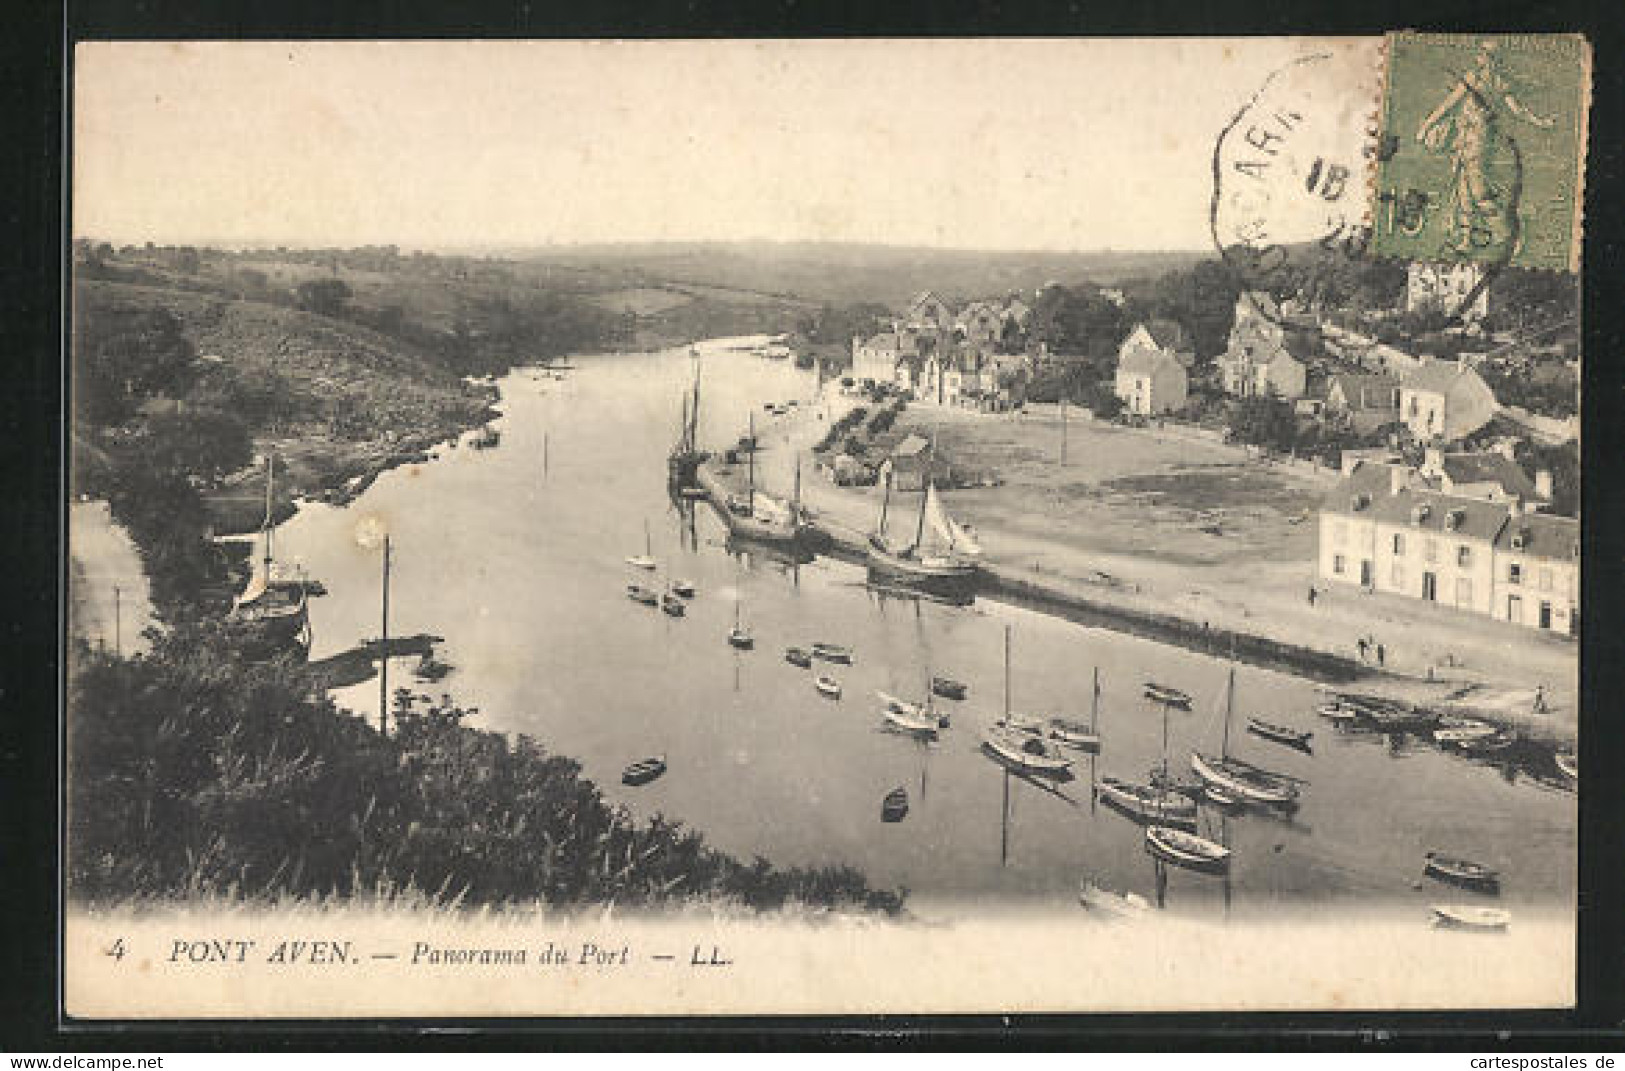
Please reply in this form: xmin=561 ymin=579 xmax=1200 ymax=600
xmin=1374 ymin=32 xmax=1591 ymax=273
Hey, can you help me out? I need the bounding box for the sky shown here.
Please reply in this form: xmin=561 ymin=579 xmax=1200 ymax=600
xmin=73 ymin=38 xmax=1380 ymax=252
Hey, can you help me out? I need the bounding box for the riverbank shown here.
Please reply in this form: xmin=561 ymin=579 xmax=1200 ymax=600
xmin=713 ymin=388 xmax=1577 ymax=743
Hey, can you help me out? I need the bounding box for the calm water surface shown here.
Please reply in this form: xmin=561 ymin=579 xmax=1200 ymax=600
xmin=275 ymin=343 xmax=1575 ymax=919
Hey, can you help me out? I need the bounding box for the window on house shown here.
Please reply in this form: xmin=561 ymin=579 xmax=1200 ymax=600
xmin=1333 ymin=554 xmax=1346 ymax=575
xmin=1392 ymin=533 xmax=1404 ymax=555
xmin=1508 ymin=562 xmax=1522 ymax=585
xmin=1457 ymin=545 xmax=1472 ymax=567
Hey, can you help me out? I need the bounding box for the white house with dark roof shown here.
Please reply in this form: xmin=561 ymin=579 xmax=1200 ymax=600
xmin=852 ymin=332 xmax=904 ymax=385
xmin=1114 ymin=322 xmax=1190 ymax=416
xmin=1398 ymin=359 xmax=1499 ymax=443
xmin=1319 ymin=460 xmax=1577 ymax=633
xmin=905 ymin=291 xmax=954 ymax=332
xmin=1418 ymin=447 xmax=1547 ymax=507
xmin=1492 ymin=513 xmax=1579 ymax=634
xmin=1215 ymin=293 xmax=1309 ymax=400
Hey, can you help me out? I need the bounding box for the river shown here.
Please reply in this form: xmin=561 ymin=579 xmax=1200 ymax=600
xmin=272 ymin=342 xmax=1575 ymax=920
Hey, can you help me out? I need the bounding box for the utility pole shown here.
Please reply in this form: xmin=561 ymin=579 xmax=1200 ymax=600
xmin=379 ymin=534 xmax=391 ymax=736
xmin=112 ymin=585 xmax=121 ymax=657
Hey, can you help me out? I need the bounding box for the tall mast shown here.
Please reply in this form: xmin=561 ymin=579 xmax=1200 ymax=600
xmin=878 ymin=466 xmax=892 ymax=537
xmin=1003 ymin=623 xmax=1012 ymax=721
xmin=263 ymin=454 xmax=276 ymax=569
xmin=1222 ymin=666 xmax=1235 ymax=759
xmin=747 ymin=412 xmax=755 ymax=504
xmin=793 ymin=454 xmax=801 ymax=514
xmin=1091 ymin=666 xmax=1100 ymax=733
xmin=645 ymin=518 xmax=652 ymax=558
xmin=913 ymin=479 xmax=929 ymax=554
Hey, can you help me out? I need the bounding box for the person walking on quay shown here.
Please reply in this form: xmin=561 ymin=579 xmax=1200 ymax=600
xmin=1357 ymin=637 xmax=1369 ymax=662
xmin=1376 ymin=642 xmax=1386 ymax=667
xmin=1307 ymin=585 xmax=1318 ymax=607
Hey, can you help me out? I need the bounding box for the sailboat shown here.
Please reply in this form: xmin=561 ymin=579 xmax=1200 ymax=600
xmin=224 ymin=455 xmax=311 ymax=654
xmin=865 ymin=456 xmax=979 ymax=602
xmin=1096 ymin=664 xmax=1198 ymax=826
xmin=1190 ymin=666 xmax=1304 ymax=807
xmin=626 ymin=519 xmax=656 ymax=570
xmin=724 ymin=414 xmax=807 ymax=548
xmin=1049 ymin=667 xmax=1103 ymax=753
xmin=727 ymin=596 xmax=753 ymax=649
xmin=981 ymin=625 xmax=1072 ymax=774
xmin=667 ymin=347 xmax=708 ymax=488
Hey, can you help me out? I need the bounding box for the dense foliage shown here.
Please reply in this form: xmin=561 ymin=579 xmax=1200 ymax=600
xmin=68 ymin=624 xmax=906 ymax=913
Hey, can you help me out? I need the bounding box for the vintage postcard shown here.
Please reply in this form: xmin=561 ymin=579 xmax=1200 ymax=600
xmin=64 ymin=35 xmax=1587 ymax=1018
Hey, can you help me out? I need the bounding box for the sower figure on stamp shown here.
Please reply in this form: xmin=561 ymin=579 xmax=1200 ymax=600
xmin=1415 ymin=41 xmax=1556 ymax=257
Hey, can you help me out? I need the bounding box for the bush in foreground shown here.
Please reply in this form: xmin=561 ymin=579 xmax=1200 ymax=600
xmin=67 ymin=622 xmax=904 ymax=916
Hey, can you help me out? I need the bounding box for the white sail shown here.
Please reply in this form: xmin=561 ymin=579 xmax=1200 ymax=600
xmin=923 ymin=483 xmax=981 ymax=556
xmin=234 ymin=559 xmax=269 ymax=608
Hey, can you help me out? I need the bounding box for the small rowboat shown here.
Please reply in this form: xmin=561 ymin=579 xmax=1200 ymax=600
xmin=1431 ymin=905 xmax=1510 ymax=932
xmin=1425 ymin=852 xmax=1501 ymax=891
xmin=625 ymin=555 xmax=657 ymax=570
xmin=627 ymin=584 xmax=660 ymax=606
xmin=784 ymin=647 xmax=813 ymax=668
xmin=1079 ymin=882 xmax=1152 ymax=918
xmin=1246 ymin=717 xmax=1313 ymax=751
xmin=881 ymin=787 xmax=909 ymax=823
xmin=812 ymin=642 xmax=853 ymax=665
xmin=1096 ymin=777 xmax=1198 ymax=827
xmin=1143 ymin=682 xmax=1192 ymax=708
xmin=1555 ymin=750 xmax=1578 ymax=781
xmin=1204 ymin=784 xmax=1243 ymax=808
xmin=1433 ymin=719 xmax=1498 ymax=744
xmin=660 ymin=593 xmax=686 ymax=617
xmin=815 ymin=675 xmax=842 ymax=699
xmin=670 ymin=579 xmax=696 ymax=598
xmin=678 ymin=487 xmax=707 ymax=500
xmin=1144 ymin=826 xmax=1230 ymax=874
xmin=622 ymin=755 xmax=667 ymax=786
xmin=982 ymin=725 xmax=1072 ymax=774
xmin=930 ymin=676 xmax=968 ymax=701
xmin=1048 ymin=718 xmax=1101 ymax=753
xmin=727 ymin=627 xmax=754 ymax=650
xmin=1457 ymin=731 xmax=1517 ymax=755
xmin=1317 ymin=702 xmax=1358 ymax=723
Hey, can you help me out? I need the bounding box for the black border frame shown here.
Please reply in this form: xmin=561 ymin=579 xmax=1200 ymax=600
xmin=7 ymin=0 xmax=1622 ymax=1049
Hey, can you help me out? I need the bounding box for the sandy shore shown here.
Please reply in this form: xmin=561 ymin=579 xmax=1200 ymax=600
xmin=733 ymin=388 xmax=1577 ymax=738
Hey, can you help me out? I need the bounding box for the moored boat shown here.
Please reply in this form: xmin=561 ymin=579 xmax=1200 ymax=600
xmin=878 ymin=692 xmax=941 ymax=736
xmin=1143 ymin=682 xmax=1192 ymax=708
xmin=1456 ymin=730 xmax=1517 ymax=755
xmin=622 ymin=755 xmax=668 ymax=786
xmin=627 ymin=584 xmax=659 ymax=606
xmin=811 ymin=642 xmax=853 ymax=665
xmin=1246 ymin=717 xmax=1313 ymax=751
xmin=727 ymin=596 xmax=753 ymax=649
xmin=1555 ymin=750 xmax=1578 ymax=781
xmin=982 ymin=725 xmax=1072 ymax=774
xmin=670 ymin=579 xmax=696 ymax=598
xmin=1096 ymin=776 xmax=1198 ymax=827
xmin=1144 ymin=826 xmax=1231 ymax=874
xmin=1433 ymin=718 xmax=1498 ymax=744
xmin=661 ymin=592 xmax=686 ymax=617
xmin=1191 ymin=751 xmax=1300 ymax=806
xmin=880 ymin=787 xmax=909 ymax=823
xmin=930 ymin=676 xmax=967 ymax=700
xmin=626 ymin=519 xmax=657 ymax=570
xmin=1079 ymin=882 xmax=1152 ymax=918
xmin=815 ymin=675 xmax=842 ymax=699
xmin=865 ymin=466 xmax=979 ymax=603
xmin=1424 ymin=852 xmax=1501 ymax=891
xmin=224 ymin=455 xmax=312 ymax=657
xmin=1431 ymin=905 xmax=1510 ymax=932
xmin=785 ymin=647 xmax=813 ymax=668
xmin=1048 ymin=717 xmax=1101 ymax=753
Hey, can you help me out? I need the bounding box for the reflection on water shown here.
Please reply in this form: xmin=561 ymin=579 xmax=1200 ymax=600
xmin=273 ymin=344 xmax=1575 ymax=920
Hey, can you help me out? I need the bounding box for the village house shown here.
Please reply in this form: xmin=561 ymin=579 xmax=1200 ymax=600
xmin=1215 ymin=293 xmax=1309 ymax=400
xmin=851 ymin=331 xmax=903 ymax=385
xmin=1114 ymin=321 xmax=1190 ymax=416
xmin=1417 ymin=446 xmax=1548 ymax=508
xmin=904 ymin=290 xmax=955 ymax=333
xmin=1317 ymin=460 xmax=1577 ymax=635
xmin=1398 ymin=359 xmax=1499 ymax=443
xmin=1323 ymin=372 xmax=1400 ymax=434
xmin=1406 ymin=261 xmax=1488 ymax=322
xmin=955 ymin=302 xmax=1004 ymax=348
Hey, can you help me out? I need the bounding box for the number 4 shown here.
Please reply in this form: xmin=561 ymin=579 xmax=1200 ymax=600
xmin=105 ymin=938 xmax=126 ymax=961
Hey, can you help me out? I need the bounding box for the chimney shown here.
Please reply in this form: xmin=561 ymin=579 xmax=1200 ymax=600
xmin=1535 ymin=469 xmax=1553 ymax=500
xmin=1389 ymin=465 xmax=1408 ymax=496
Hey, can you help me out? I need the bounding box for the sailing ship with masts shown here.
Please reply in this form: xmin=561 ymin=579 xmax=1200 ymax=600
xmin=723 ymin=412 xmax=812 ymax=549
xmin=1190 ymin=665 xmax=1304 ymax=808
xmin=866 ymin=447 xmax=980 ymax=603
xmin=224 ymin=455 xmax=311 ymax=655
xmin=667 ymin=346 xmax=709 ymax=489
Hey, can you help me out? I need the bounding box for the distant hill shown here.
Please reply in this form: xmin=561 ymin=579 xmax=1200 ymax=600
xmin=491 ymin=241 xmax=1211 ymax=310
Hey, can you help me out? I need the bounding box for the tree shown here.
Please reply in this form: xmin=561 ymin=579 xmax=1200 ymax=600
xmin=294 ymin=277 xmax=353 ymax=318
xmin=74 ymin=306 xmax=198 ymax=425
xmin=1227 ymin=395 xmax=1299 ymax=452
xmin=134 ymin=407 xmax=254 ymax=484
